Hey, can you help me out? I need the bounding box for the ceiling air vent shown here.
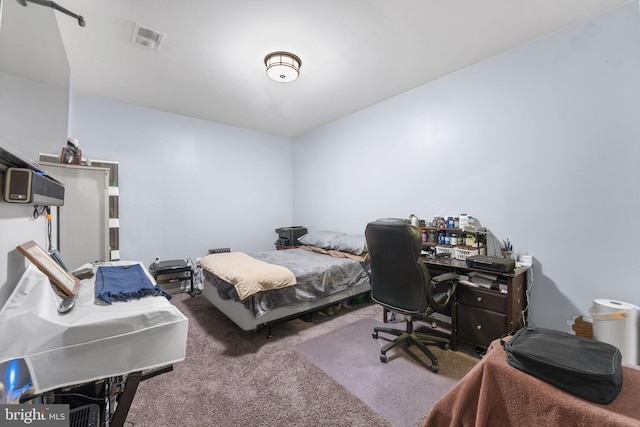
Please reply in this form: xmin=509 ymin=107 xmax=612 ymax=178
xmin=131 ymin=23 xmax=165 ymax=51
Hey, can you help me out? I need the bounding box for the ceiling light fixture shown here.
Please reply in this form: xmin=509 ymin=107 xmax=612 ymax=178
xmin=264 ymin=51 xmax=301 ymax=83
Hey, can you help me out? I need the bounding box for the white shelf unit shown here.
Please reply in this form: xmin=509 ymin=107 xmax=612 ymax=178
xmin=39 ymin=155 xmax=120 ymax=265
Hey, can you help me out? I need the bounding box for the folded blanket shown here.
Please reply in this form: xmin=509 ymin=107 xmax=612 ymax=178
xmin=96 ymin=264 xmax=171 ymax=304
xmin=198 ymin=252 xmax=296 ymax=301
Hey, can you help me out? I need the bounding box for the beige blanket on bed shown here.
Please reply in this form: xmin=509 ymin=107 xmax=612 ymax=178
xmin=198 ymin=252 xmax=296 ymax=301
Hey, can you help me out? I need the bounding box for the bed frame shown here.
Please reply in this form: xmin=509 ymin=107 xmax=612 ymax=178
xmin=203 ymin=279 xmax=371 ymax=337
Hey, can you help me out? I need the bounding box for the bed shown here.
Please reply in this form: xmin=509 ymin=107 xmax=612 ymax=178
xmin=198 ymin=231 xmax=371 ymax=333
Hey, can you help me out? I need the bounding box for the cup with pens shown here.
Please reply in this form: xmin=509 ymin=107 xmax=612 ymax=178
xmin=501 ymin=239 xmax=513 ymax=259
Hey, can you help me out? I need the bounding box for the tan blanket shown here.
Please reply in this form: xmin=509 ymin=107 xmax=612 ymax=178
xmin=198 ymin=252 xmax=296 ymax=301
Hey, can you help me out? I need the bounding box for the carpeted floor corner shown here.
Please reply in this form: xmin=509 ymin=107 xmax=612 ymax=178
xmin=124 ymin=293 xmax=477 ymax=426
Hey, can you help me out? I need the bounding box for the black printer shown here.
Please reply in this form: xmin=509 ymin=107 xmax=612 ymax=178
xmin=465 ymin=255 xmax=515 ymax=273
xmin=275 ymin=226 xmax=307 ymax=247
xmin=149 ymin=259 xmax=196 ymax=295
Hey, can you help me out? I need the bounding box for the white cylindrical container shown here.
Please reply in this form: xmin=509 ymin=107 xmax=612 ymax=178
xmin=589 ymin=299 xmax=640 ymax=365
xmin=459 ymin=214 xmax=469 ymax=229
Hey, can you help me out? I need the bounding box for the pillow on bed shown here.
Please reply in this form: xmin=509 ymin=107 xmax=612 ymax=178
xmin=327 ymin=234 xmax=368 ymax=255
xmin=298 ymin=230 xmax=345 ymax=249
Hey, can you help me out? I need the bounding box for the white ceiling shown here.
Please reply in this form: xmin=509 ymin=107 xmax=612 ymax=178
xmin=49 ymin=0 xmax=633 ymax=137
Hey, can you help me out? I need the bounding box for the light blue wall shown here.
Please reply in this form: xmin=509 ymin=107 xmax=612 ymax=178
xmin=68 ymin=96 xmax=293 ymax=265
xmin=293 ymin=3 xmax=640 ymax=330
xmin=2 ymin=3 xmax=639 ymax=333
xmin=0 ymin=74 xmax=68 ymax=306
xmin=0 ymin=0 xmax=69 ymax=306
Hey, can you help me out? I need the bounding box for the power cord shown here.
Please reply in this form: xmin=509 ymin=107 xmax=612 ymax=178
xmin=31 ymin=205 xmax=47 ymax=220
xmin=45 ymin=207 xmax=53 ymax=252
xmin=522 ymin=266 xmax=533 ymax=326
xmin=31 ymin=205 xmax=55 ymax=251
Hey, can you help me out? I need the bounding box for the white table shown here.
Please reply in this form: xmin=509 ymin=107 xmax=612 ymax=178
xmin=0 ymin=261 xmax=188 ymax=394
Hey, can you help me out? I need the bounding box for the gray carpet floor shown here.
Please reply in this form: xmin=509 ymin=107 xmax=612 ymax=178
xmin=124 ymin=293 xmax=478 ymax=426
xmin=296 ymin=317 xmax=479 ymax=427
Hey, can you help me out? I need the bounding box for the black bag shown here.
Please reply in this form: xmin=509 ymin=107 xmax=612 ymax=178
xmin=501 ymin=326 xmax=623 ymax=404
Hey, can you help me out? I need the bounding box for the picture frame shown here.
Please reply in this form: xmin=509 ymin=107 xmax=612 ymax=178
xmin=60 ymin=147 xmax=82 ymax=165
xmin=17 ymin=240 xmax=80 ymax=297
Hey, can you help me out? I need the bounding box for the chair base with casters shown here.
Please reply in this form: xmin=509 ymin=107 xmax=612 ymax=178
xmin=372 ymin=317 xmax=450 ymax=373
xmin=365 ymin=219 xmax=459 ymax=374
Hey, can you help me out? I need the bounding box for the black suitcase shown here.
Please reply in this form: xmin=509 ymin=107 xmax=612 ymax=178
xmin=501 ymin=326 xmax=622 ymax=404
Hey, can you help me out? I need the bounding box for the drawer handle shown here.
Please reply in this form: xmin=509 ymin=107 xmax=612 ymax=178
xmin=476 ymin=297 xmax=482 ymax=302
xmin=476 ymin=325 xmax=482 ymax=330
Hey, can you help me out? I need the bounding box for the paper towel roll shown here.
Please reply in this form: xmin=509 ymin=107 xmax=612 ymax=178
xmin=589 ymin=299 xmax=639 ymax=365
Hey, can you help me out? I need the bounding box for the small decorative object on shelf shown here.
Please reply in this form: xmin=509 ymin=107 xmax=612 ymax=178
xmin=501 ymin=238 xmax=513 ymax=259
xmin=60 ymin=138 xmax=82 ymax=165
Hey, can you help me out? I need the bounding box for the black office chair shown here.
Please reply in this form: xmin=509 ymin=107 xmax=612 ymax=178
xmin=365 ymin=218 xmax=458 ymax=373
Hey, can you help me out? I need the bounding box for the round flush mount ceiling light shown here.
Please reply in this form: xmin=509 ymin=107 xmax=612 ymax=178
xmin=264 ymin=51 xmax=302 ymax=83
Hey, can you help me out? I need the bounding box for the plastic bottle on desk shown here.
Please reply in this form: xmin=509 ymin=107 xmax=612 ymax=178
xmin=459 ymin=214 xmax=469 ymax=229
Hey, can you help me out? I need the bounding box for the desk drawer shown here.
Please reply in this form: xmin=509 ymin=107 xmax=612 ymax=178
xmin=457 ymin=305 xmax=507 ymax=347
xmin=457 ymin=286 xmax=506 ymax=313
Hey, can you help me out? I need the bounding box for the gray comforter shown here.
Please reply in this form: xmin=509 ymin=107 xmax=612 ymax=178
xmin=204 ymin=248 xmax=370 ymax=318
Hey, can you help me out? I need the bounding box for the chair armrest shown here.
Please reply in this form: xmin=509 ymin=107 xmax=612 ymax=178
xmin=432 ymin=272 xmax=458 ymax=282
xmin=429 ymin=272 xmax=459 ymax=312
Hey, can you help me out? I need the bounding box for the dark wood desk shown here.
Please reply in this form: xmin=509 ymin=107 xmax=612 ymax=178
xmin=422 ymin=256 xmax=528 ymax=351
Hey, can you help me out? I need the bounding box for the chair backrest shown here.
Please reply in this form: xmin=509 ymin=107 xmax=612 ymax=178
xmin=365 ymin=219 xmax=431 ymax=314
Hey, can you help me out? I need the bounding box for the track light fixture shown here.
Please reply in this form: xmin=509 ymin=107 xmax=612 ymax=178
xmin=17 ymin=0 xmax=85 ymax=27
